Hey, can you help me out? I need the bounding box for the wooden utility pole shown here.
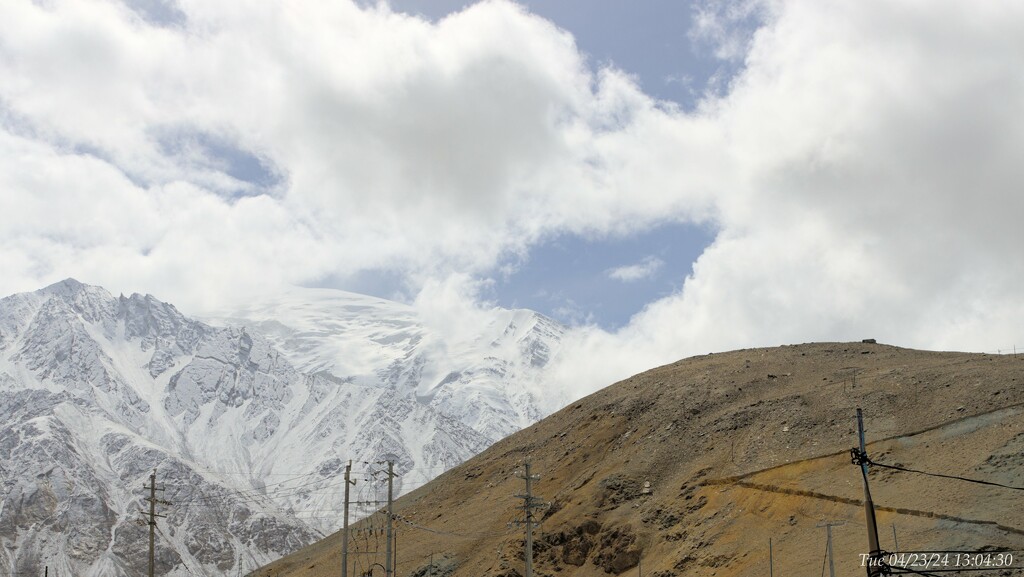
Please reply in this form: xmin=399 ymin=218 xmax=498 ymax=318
xmin=385 ymin=461 xmax=395 ymax=577
xmin=514 ymin=462 xmax=544 ymax=577
xmin=855 ymin=409 xmax=883 ymax=577
xmin=817 ymin=521 xmax=846 ymax=577
xmin=142 ymin=469 xmax=168 ymax=577
xmin=343 ymin=461 xmax=355 ymax=577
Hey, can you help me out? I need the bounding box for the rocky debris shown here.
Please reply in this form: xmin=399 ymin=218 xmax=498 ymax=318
xmin=407 ymin=554 xmax=459 ymax=577
xmin=596 ymin=474 xmax=643 ymax=508
xmin=543 ymin=521 xmax=601 ymax=567
xmin=640 ymin=504 xmax=683 ymax=529
xmin=591 ymin=525 xmax=640 ymax=574
xmin=977 ymin=432 xmax=1024 ymax=484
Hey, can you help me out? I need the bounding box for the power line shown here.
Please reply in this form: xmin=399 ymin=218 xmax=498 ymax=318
xmin=827 ymin=355 xmax=1020 ymax=393
xmin=391 ymin=512 xmax=515 ymax=539
xmin=853 ymin=408 xmax=1024 ymax=577
xmin=896 ymin=550 xmax=1024 ymax=555
xmin=154 ymin=524 xmax=199 ymax=576
xmin=892 ymin=569 xmax=1023 ymax=574
xmin=158 ymin=467 xmax=439 ymax=521
xmin=820 ymin=536 xmax=829 ymax=577
xmin=852 ymin=450 xmax=1024 ymax=492
xmin=170 ymin=473 xmax=337 ymax=503
xmin=168 ymin=466 xmax=417 ymax=505
xmin=893 ymin=565 xmax=946 ymax=577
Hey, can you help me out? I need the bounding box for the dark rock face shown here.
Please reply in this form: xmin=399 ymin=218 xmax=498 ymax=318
xmin=407 ymin=553 xmax=459 ymax=577
xmin=540 ymin=521 xmax=641 ymax=574
xmin=596 ymin=474 xmax=642 ymax=508
xmin=592 ymin=525 xmax=640 ymax=574
xmin=543 ymin=522 xmax=601 ymax=567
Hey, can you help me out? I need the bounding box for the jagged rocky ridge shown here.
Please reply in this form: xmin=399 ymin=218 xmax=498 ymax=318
xmin=0 ymin=279 xmax=564 ymax=577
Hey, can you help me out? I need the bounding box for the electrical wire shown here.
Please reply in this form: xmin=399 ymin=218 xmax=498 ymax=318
xmin=893 ymin=565 xmax=946 ymax=577
xmin=169 ymin=466 xmax=403 ymax=506
xmin=890 ymin=564 xmax=1024 ymax=576
xmin=820 ymin=537 xmax=829 ymax=577
xmin=154 ymin=523 xmax=199 ymax=576
xmin=892 ymin=569 xmax=1022 ymax=574
xmin=391 ymin=512 xmax=516 ymax=539
xmin=853 ymin=449 xmax=1024 ymax=492
xmin=894 ymin=550 xmax=1024 ymax=555
xmin=171 ymin=472 xmax=336 ymax=504
xmin=871 ymin=460 xmax=1024 ymax=491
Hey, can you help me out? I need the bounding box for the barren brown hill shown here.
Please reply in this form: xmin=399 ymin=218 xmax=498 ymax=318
xmin=252 ymin=342 xmax=1024 ymax=577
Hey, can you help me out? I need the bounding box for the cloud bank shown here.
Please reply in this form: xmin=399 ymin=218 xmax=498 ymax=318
xmin=2 ymin=0 xmax=1023 ymax=400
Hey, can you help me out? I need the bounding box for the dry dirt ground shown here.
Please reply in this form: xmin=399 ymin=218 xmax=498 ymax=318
xmin=251 ymin=342 xmax=1024 ymax=577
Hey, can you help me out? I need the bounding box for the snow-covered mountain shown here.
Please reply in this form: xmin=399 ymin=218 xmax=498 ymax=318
xmin=207 ymin=287 xmax=564 ymax=441
xmin=0 ymin=279 xmax=564 ymax=577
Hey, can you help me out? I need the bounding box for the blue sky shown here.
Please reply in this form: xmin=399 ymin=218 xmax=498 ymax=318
xmin=338 ymin=221 xmax=714 ymax=329
xmin=485 ymin=223 xmax=714 ymax=328
xmin=3 ymin=0 xmax=1023 ymax=390
xmin=389 ymin=0 xmax=745 ymax=108
xmin=374 ymin=0 xmax=740 ymax=328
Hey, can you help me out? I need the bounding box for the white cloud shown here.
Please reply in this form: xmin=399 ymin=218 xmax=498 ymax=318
xmin=0 ymin=0 xmax=716 ymax=311
xmin=607 ymin=256 xmax=664 ymax=282
xmin=545 ymin=0 xmax=1024 ymax=396
xmin=689 ymin=0 xmax=768 ymax=62
xmin=2 ymin=0 xmax=1023 ymax=400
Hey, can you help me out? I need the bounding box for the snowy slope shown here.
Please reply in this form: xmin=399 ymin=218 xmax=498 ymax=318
xmin=0 ymin=280 xmax=565 ymax=577
xmin=208 ymin=287 xmax=565 ymax=441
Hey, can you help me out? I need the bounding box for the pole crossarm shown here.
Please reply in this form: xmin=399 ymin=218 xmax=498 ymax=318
xmin=514 ymin=462 xmax=546 ymax=577
xmin=141 ymin=469 xmax=169 ymax=577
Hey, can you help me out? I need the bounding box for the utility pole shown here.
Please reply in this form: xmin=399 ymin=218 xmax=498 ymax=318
xmin=853 ymin=409 xmax=883 ymax=577
xmin=141 ymin=469 xmax=169 ymax=577
xmin=817 ymin=521 xmax=846 ymax=577
xmin=513 ymin=462 xmax=544 ymax=577
xmin=385 ymin=461 xmax=395 ymax=577
xmin=343 ymin=461 xmax=355 ymax=577
xmin=769 ymin=538 xmax=773 ymax=577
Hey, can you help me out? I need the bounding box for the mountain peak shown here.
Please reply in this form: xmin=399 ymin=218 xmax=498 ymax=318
xmin=39 ymin=277 xmax=86 ymax=295
xmin=0 ymin=280 xmax=563 ymax=576
xmin=37 ymin=277 xmax=116 ymax=301
xmin=33 ymin=278 xmax=116 ymax=323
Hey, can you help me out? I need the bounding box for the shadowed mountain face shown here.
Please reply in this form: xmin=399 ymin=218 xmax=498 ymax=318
xmin=254 ymin=343 xmax=1024 ymax=577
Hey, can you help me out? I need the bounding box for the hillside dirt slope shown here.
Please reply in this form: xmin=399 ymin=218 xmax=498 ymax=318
xmin=251 ymin=342 xmax=1024 ymax=577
